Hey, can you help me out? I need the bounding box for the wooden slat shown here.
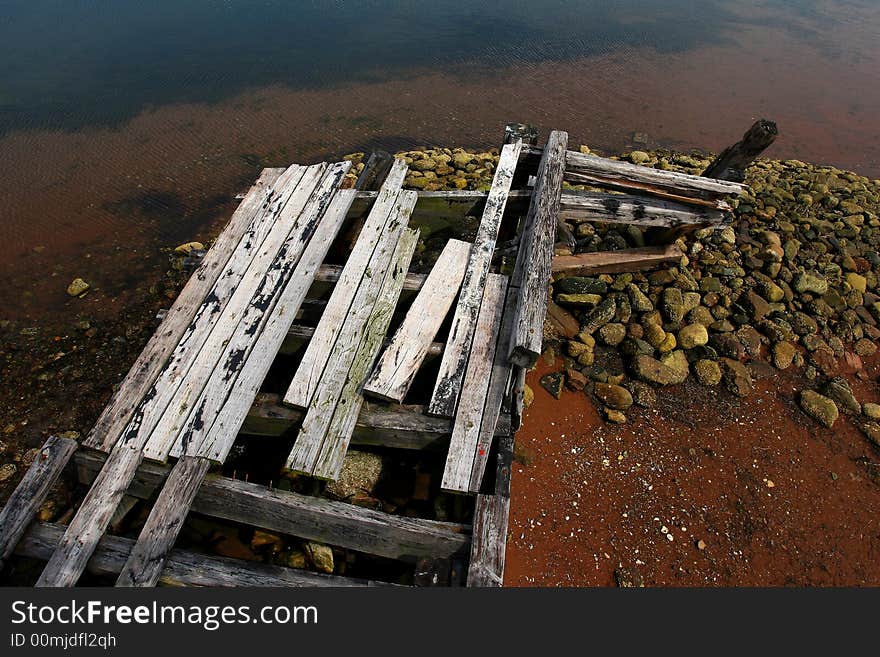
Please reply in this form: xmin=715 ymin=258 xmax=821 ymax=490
xmin=312 ymin=228 xmax=420 ymax=480
xmin=466 ymin=494 xmax=510 ymax=586
xmin=281 ymin=324 xmax=444 ymax=359
xmin=428 ymin=140 xmax=522 ymax=418
xmin=36 ymin=443 xmax=143 ymax=587
xmin=284 ymin=160 xmax=408 ymax=409
xmin=75 ymin=451 xmax=470 ymax=562
xmin=551 ymin=244 xmax=683 ymax=278
xmin=20 ymin=522 xmax=390 ymax=587
xmin=508 ymin=130 xmax=568 ymax=368
xmin=565 ymin=171 xmax=732 ymax=210
xmin=441 ymin=274 xmax=508 ymax=493
xmin=363 ymin=239 xmax=471 ymax=403
xmin=116 ymin=456 xmax=211 ymax=587
xmin=565 ymin=150 xmax=746 ymax=198
xmin=242 ymin=393 xmax=512 ymax=447
xmin=170 ymin=174 xmax=354 ymax=464
xmin=0 ymin=435 xmax=78 ymax=569
xmin=285 ymin=192 xmax=416 ymax=474
xmin=468 ymin=285 xmax=518 ymax=492
xmin=315 ymin=263 xmax=427 ymax=292
xmin=141 ymin=163 xmax=334 ymax=461
xmin=559 ymin=191 xmax=728 ymax=227
xmin=83 ymin=167 xmax=285 ymax=452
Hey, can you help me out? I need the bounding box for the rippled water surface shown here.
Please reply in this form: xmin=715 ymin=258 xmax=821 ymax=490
xmin=2 ymin=0 xmax=879 ymax=318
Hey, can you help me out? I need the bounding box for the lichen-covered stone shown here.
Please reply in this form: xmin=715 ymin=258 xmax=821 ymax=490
xmin=799 ymin=390 xmax=839 ymax=428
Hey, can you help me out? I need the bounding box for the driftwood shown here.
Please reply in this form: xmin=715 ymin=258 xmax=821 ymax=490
xmin=703 ymin=119 xmax=778 ymax=182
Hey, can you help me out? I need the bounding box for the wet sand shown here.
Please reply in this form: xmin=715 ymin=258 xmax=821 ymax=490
xmin=505 ymin=354 xmax=880 ymax=586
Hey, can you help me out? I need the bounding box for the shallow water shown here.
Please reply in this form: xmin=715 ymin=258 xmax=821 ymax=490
xmin=2 ymin=1 xmax=879 ymax=319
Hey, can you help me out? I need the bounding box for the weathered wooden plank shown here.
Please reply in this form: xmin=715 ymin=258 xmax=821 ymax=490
xmin=170 ymin=173 xmax=354 ymax=464
xmin=285 ymin=193 xmax=416 ymax=473
xmin=116 ymin=455 xmax=211 ymax=587
xmin=20 ymin=522 xmax=391 ymax=587
xmin=83 ymin=167 xmax=285 ymax=453
xmin=74 ymin=451 xmax=471 ymax=562
xmin=565 ymin=150 xmax=746 ymax=198
xmin=428 ymin=140 xmax=522 ymax=418
xmin=281 ymin=324 xmax=444 ymax=359
xmin=441 ymin=274 xmax=508 ymax=493
xmin=242 ymin=393 xmax=512 ymax=447
xmin=356 ymin=150 xmax=396 ymax=191
xmin=559 ymin=191 xmax=728 ymax=227
xmin=36 ymin=443 xmax=143 ymax=587
xmin=468 ymin=285 xmax=518 ymax=493
xmin=508 ymin=130 xmax=568 ymax=368
xmin=284 ymin=160 xmax=408 ymax=409
xmin=565 ymin=171 xmax=732 ymax=210
xmin=466 ymin=493 xmax=510 ymax=587
xmin=315 ymin=263 xmax=427 ymax=292
xmin=551 ymin=244 xmax=684 ymax=278
xmin=312 ymin=228 xmax=421 ymax=480
xmin=0 ymin=435 xmax=78 ymax=569
xmin=363 ymin=239 xmax=471 ymax=403
xmin=143 ymin=163 xmax=332 ymax=461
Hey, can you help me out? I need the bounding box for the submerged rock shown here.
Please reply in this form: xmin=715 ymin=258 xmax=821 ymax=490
xmin=66 ymin=278 xmax=90 ymax=297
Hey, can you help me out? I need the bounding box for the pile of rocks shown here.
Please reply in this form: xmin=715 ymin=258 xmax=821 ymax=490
xmin=540 ymin=149 xmax=880 ymax=441
xmin=344 ymin=147 xmax=501 ymax=191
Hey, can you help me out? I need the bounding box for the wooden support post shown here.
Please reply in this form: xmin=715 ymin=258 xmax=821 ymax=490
xmin=115 ymin=456 xmax=211 ymax=587
xmin=702 ymin=119 xmax=778 ymax=182
xmin=0 ymin=435 xmax=78 ymax=569
xmin=508 ymin=130 xmax=568 ymax=368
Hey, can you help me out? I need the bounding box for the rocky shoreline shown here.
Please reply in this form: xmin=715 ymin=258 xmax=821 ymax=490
xmin=3 ymin=142 xmax=880 ymax=581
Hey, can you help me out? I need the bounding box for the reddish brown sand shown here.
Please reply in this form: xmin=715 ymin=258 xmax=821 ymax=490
xmin=505 ymin=355 xmax=880 ymax=586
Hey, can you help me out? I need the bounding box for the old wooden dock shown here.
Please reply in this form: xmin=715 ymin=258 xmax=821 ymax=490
xmin=0 ymin=123 xmax=751 ymax=587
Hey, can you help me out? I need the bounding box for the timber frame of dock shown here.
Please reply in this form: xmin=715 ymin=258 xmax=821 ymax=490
xmin=0 ymin=122 xmax=765 ymax=588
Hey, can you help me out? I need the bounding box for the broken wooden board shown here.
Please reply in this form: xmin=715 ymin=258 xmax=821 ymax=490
xmin=364 ymin=238 xmax=471 ymax=403
xmin=441 ymin=274 xmax=508 ymax=493
xmin=281 ymin=323 xmax=444 ymax=359
xmin=284 ymin=159 xmax=408 ymax=409
xmin=0 ymin=435 xmax=78 ymax=569
xmin=428 ymin=140 xmax=522 ymax=418
xmin=559 ymin=191 xmax=728 ymax=228
xmin=285 ymin=192 xmax=417 ymax=475
xmin=551 ymin=244 xmax=684 ymax=278
xmin=83 ymin=167 xmax=285 ymax=453
xmin=508 ymin=130 xmax=568 ymax=368
xmin=311 ymin=228 xmax=420 ymax=481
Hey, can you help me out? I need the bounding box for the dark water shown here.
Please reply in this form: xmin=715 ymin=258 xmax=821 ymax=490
xmin=2 ymin=0 xmax=879 ymax=319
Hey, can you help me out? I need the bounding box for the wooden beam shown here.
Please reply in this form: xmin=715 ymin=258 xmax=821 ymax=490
xmin=242 ymin=393 xmax=512 ymax=446
xmin=508 ymin=130 xmax=568 ymax=368
xmin=0 ymin=435 xmax=78 ymax=569
xmin=281 ymin=324 xmax=443 ymax=359
xmin=428 ymin=140 xmax=522 ymax=418
xmin=551 ymin=244 xmax=683 ymax=278
xmin=364 ymin=239 xmax=471 ymax=403
xmin=442 ymin=274 xmax=508 ymax=493
xmin=559 ymin=191 xmax=728 ymax=228
xmin=116 ymin=456 xmax=211 ymax=587
xmin=315 ymin=263 xmax=427 ymax=292
xmin=19 ymin=522 xmax=391 ymax=587
xmin=83 ymin=167 xmax=285 ymax=453
xmin=565 ymin=171 xmax=732 ymax=210
xmin=284 ymin=160 xmax=408 ymax=409
xmin=311 ymin=228 xmax=421 ymax=481
xmin=74 ymin=451 xmax=471 ymax=562
xmin=285 ymin=193 xmax=416 ymax=474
